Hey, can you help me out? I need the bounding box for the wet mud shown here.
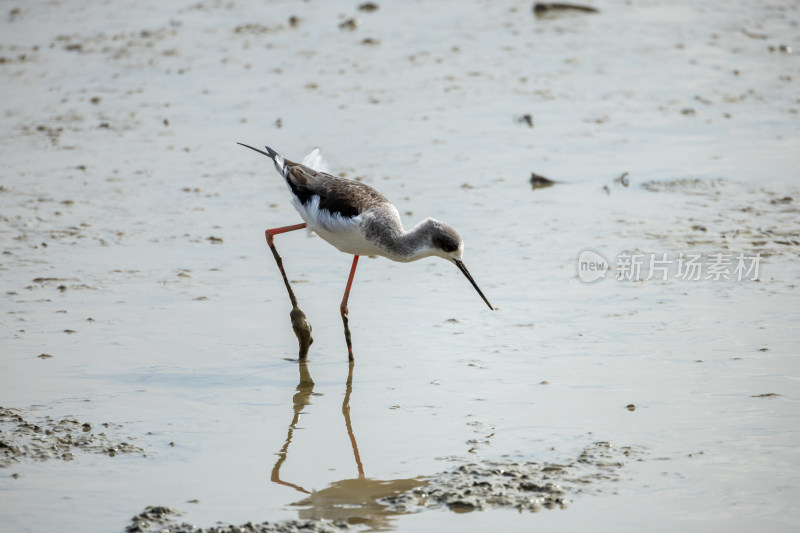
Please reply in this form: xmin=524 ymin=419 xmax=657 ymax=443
xmin=1 ymin=406 xmax=146 ymax=468
xmin=128 ymin=441 xmax=641 ymax=531
xmin=133 ymin=362 xmax=640 ymax=531
xmin=2 ymin=0 xmax=799 ymax=531
xmin=127 ymin=506 xmax=349 ymax=533
xmin=633 ymin=178 xmax=800 ymax=255
xmin=384 ymin=441 xmax=640 ymax=514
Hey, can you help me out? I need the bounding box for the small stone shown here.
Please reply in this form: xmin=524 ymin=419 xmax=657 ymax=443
xmin=339 ymin=18 xmax=357 ymax=31
xmin=530 ymin=173 xmax=555 ymax=190
xmin=518 ymin=114 xmax=534 ymax=127
xmin=358 ymin=2 xmax=379 ymax=12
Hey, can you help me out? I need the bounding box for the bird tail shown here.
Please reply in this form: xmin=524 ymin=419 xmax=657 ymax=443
xmin=237 ymin=142 xmax=289 ymax=181
xmin=301 ymin=147 xmax=330 ymax=173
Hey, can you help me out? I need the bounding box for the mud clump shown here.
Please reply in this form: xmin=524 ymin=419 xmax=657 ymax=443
xmin=530 ymin=172 xmax=556 ymax=190
xmin=383 ymin=441 xmax=640 ymax=514
xmin=339 ymin=18 xmax=357 ymax=31
xmin=357 ymin=2 xmax=379 ymax=12
xmin=390 ymin=463 xmax=568 ymax=512
xmin=126 ymin=509 xmax=350 ymax=533
xmin=290 ymin=305 xmax=313 ymax=359
xmin=640 ymin=177 xmax=724 ymax=193
xmin=533 ymin=3 xmax=599 ymax=17
xmin=128 ymin=509 xmax=349 ymax=533
xmin=0 ymin=406 xmax=146 ymax=467
xmin=127 ymin=507 xmax=182 ymax=533
xmin=770 ymin=196 xmax=793 ymax=205
xmin=517 ymin=113 xmax=534 ymax=128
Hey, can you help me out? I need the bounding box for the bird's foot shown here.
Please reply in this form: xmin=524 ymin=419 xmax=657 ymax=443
xmin=290 ymin=305 xmax=313 ymax=360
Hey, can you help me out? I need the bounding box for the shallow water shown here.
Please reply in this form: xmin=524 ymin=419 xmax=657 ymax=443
xmin=1 ymin=0 xmax=799 ymax=532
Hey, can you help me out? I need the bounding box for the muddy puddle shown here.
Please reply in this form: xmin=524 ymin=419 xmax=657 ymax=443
xmin=2 ymin=0 xmax=799 ymax=532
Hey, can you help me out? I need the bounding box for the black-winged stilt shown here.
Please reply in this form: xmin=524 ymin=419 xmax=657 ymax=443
xmin=238 ymin=143 xmax=493 ymax=361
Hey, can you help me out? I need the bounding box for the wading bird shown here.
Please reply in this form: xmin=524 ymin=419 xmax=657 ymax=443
xmin=239 ymin=143 xmax=493 ymax=361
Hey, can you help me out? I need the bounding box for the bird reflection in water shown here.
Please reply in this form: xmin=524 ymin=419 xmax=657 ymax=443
xmin=271 ymin=362 xmax=424 ymax=530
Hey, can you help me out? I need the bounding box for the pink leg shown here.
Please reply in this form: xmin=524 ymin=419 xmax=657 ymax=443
xmin=266 ymin=223 xmax=307 ymax=245
xmin=340 ymin=255 xmax=359 ymax=361
xmin=265 ymin=223 xmax=307 ymax=307
xmin=265 ymin=223 xmax=313 ymax=360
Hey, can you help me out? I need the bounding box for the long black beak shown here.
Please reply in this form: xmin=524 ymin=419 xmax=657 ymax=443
xmin=237 ymin=142 xmax=279 ymax=161
xmin=454 ymin=259 xmax=493 ymax=310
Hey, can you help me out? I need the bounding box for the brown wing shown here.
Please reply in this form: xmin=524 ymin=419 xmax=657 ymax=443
xmin=285 ymin=163 xmax=389 ymax=218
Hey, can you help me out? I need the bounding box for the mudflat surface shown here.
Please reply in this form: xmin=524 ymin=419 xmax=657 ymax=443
xmin=1 ymin=1 xmax=799 ymax=532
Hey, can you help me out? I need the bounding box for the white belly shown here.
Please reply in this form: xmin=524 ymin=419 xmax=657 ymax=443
xmin=292 ymin=196 xmax=388 ymax=257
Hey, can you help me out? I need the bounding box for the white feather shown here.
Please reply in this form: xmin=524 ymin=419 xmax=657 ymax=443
xmin=301 ymin=148 xmax=330 ymax=173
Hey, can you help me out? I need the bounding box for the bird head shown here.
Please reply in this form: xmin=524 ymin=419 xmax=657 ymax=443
xmin=425 ymin=219 xmax=493 ymax=310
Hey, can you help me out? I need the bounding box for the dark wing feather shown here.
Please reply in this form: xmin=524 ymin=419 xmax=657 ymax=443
xmin=285 ymin=163 xmax=388 ymax=218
